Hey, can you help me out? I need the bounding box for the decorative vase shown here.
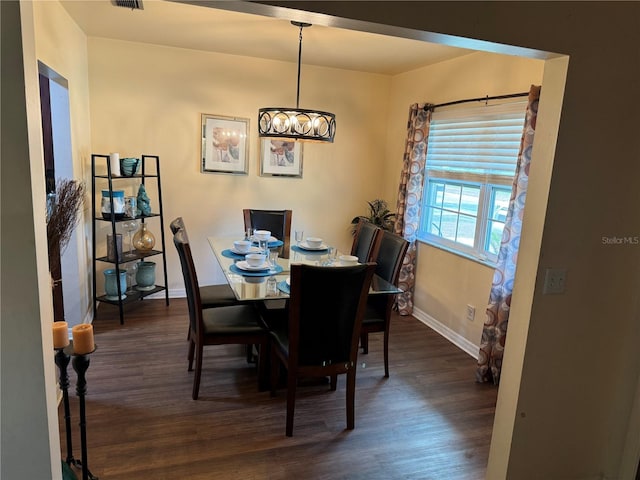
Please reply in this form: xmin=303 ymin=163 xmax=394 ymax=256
xmin=135 ymin=261 xmax=156 ymax=291
xmin=132 ymin=223 xmax=155 ymax=252
xmin=104 ymin=268 xmax=127 ymax=300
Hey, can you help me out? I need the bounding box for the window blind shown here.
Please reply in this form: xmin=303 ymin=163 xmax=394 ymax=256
xmin=426 ymin=101 xmax=527 ymax=177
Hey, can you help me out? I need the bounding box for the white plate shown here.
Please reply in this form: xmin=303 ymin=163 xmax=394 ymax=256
xmin=235 ymin=260 xmax=270 ymax=271
xmin=230 ymin=246 xmax=262 ymax=255
xmin=297 ymin=241 xmax=328 ymax=251
xmin=251 ymin=235 xmax=277 ymax=243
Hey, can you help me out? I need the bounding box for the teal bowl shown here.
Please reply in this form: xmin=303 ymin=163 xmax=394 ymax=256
xmin=120 ymin=157 xmax=140 ymax=177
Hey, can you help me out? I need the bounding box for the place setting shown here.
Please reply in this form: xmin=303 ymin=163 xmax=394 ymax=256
xmin=229 ymin=252 xmax=283 ymax=277
xmin=292 ymin=230 xmax=330 ymax=254
xmin=221 ymin=239 xmax=263 ymax=260
xmin=249 ymin=229 xmax=284 ymax=248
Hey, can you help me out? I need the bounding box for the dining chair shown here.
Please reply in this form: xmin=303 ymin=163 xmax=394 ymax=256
xmin=350 ymin=219 xmax=383 ymax=263
xmin=360 ymin=230 xmax=409 ymax=377
xmin=173 ymin=229 xmax=269 ymax=398
xmin=269 ymin=262 xmax=376 ymax=436
xmin=170 ymin=217 xmax=239 ymax=308
xmin=243 ymin=209 xmax=292 ymax=259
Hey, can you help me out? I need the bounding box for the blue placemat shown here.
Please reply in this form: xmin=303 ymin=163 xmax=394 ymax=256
xmin=221 ymin=249 xmax=246 ymax=260
xmin=292 ymin=245 xmax=329 ymax=254
xmin=229 ymin=264 xmax=283 ymax=277
xmin=251 ymin=239 xmax=284 ymax=248
xmin=277 ymin=280 xmax=290 ymax=294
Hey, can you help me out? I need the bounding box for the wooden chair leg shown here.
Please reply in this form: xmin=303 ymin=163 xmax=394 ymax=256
xmin=361 ymin=332 xmax=369 ymax=354
xmin=346 ymin=368 xmax=356 ymax=430
xmin=192 ymin=343 xmax=204 ymax=400
xmin=285 ymin=368 xmax=297 ymax=437
xmin=383 ymin=329 xmax=390 ymax=378
xmin=330 ymin=374 xmax=337 ymax=391
xmin=187 ymin=338 xmax=195 ymax=372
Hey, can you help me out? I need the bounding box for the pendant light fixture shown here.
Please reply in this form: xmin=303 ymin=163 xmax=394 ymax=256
xmin=258 ymin=21 xmax=336 ymax=143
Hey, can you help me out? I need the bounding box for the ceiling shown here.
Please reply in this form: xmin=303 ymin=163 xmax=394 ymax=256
xmin=60 ymin=0 xmax=475 ymax=75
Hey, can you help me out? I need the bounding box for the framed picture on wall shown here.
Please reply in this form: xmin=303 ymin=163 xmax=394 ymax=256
xmin=201 ymin=113 xmax=249 ymax=174
xmin=259 ymin=138 xmax=304 ymax=178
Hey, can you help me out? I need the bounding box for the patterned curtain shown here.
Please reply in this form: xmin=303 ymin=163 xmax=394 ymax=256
xmin=394 ymin=103 xmax=433 ymax=316
xmin=476 ymin=85 xmax=541 ymax=385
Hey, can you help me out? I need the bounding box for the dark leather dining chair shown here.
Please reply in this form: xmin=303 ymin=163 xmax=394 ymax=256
xmin=243 ymin=209 xmax=292 ymax=259
xmin=350 ymin=219 xmax=382 ymax=263
xmin=173 ymin=229 xmax=269 ymax=398
xmin=360 ymin=230 xmax=409 ymax=377
xmin=170 ymin=217 xmax=239 ymax=309
xmin=269 ymin=262 xmax=376 ymax=436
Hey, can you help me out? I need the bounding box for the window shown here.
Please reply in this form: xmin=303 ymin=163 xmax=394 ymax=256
xmin=417 ymin=101 xmax=526 ymax=263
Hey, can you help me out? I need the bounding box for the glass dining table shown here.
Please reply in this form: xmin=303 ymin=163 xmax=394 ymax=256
xmin=207 ymin=236 xmax=402 ymax=302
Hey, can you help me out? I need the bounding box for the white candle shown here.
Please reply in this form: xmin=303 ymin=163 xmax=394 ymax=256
xmin=52 ymin=321 xmax=69 ymax=349
xmin=109 ymin=152 xmax=121 ymax=177
xmin=72 ymin=324 xmax=95 ymax=355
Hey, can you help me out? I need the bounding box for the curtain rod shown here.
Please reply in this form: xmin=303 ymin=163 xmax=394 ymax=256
xmin=425 ymin=92 xmax=529 ymax=111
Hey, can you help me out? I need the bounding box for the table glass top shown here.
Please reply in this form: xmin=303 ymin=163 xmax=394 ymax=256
xmin=208 ymin=236 xmax=401 ymax=302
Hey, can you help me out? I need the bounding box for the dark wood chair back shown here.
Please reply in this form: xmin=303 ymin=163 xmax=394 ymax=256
xmin=243 ymin=209 xmax=292 ymax=258
xmin=173 ymin=229 xmax=202 ymax=336
xmin=270 ymin=262 xmax=376 ymax=436
xmin=360 ymin=230 xmax=409 ymax=377
xmin=169 ymin=216 xmax=185 ymax=235
xmin=350 ymin=219 xmax=382 ymax=263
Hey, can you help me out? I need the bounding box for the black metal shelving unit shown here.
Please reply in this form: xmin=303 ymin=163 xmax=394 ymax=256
xmin=91 ymin=154 xmax=169 ymax=324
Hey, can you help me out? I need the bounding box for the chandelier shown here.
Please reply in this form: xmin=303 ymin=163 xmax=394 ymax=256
xmin=258 ymin=22 xmax=336 ymax=143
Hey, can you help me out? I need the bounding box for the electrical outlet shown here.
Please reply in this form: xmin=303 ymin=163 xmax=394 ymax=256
xmin=543 ymin=268 xmax=567 ymax=294
xmin=466 ymin=304 xmax=475 ymax=321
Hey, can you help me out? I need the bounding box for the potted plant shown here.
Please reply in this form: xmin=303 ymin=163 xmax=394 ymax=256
xmin=350 ymin=199 xmax=396 ymax=234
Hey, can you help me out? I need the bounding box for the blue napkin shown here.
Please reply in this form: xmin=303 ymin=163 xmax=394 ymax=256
xmin=277 ymin=280 xmax=290 ymax=294
xmin=221 ymin=249 xmax=246 ymax=260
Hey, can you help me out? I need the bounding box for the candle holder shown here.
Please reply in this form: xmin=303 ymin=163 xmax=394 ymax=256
xmin=54 ymin=347 xmax=77 ymax=468
xmin=64 ymin=343 xmax=99 ymax=480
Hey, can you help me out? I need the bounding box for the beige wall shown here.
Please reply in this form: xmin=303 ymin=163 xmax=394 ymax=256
xmin=87 ymin=37 xmax=391 ymax=292
xmin=385 ymin=52 xmax=544 ymax=351
xmin=33 ymin=0 xmax=93 ymax=322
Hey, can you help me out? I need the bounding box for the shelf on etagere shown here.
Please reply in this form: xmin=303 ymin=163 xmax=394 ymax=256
xmin=96 ymin=285 xmax=166 ymax=305
xmin=96 ymin=249 xmax=163 ymax=264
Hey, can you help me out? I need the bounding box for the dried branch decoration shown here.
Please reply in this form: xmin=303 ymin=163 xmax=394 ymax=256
xmin=47 ymin=178 xmax=86 ymax=257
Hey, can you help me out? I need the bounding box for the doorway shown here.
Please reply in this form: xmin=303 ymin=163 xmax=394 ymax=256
xmin=38 ymin=61 xmax=83 ymax=328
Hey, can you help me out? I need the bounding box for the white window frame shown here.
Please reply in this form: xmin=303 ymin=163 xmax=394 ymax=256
xmin=417 ymin=101 xmax=526 ymax=265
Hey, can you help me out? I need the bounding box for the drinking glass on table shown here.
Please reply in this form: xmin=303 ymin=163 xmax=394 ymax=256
xmin=245 ymin=227 xmax=253 ymax=241
xmin=327 ymin=246 xmax=338 ymax=265
xmin=259 ymin=239 xmax=268 ymax=255
xmin=268 ymin=250 xmax=279 ymax=273
xmin=294 ymin=230 xmax=304 ymax=246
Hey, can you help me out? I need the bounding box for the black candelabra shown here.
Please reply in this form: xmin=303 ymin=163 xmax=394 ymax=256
xmin=56 ymin=343 xmax=99 ymax=480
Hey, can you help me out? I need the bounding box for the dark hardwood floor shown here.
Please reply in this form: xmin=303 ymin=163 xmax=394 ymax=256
xmin=59 ymin=298 xmax=497 ymax=479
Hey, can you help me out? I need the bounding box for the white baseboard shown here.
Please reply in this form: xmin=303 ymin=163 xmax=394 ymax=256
xmin=411 ymin=306 xmax=480 ymax=359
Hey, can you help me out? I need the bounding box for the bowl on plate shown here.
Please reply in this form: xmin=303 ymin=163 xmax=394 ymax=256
xmin=245 ymin=253 xmax=267 ymax=267
xmin=339 ymin=254 xmax=359 ymax=266
xmin=233 ymin=240 xmax=251 ymax=253
xmin=253 ymin=230 xmax=271 ymax=242
xmin=306 ymin=237 xmax=323 ymax=248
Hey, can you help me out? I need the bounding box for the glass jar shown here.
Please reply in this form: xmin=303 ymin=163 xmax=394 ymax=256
xmin=132 ymin=223 xmax=156 ymax=252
